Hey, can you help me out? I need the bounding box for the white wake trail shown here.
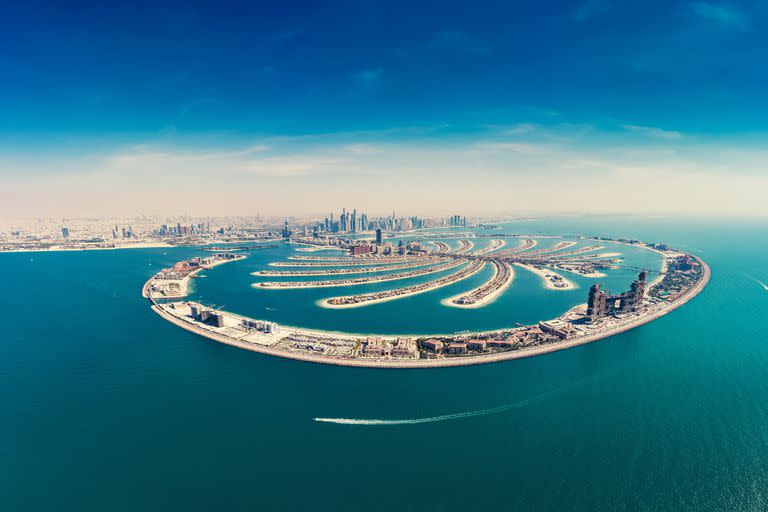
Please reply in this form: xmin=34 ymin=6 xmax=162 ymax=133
xmin=746 ymin=273 xmax=768 ymax=291
xmin=314 ymin=399 xmax=534 ymax=426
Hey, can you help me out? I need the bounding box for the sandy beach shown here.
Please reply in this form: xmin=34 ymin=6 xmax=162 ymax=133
xmin=470 ymin=239 xmax=506 ymax=255
xmin=318 ymin=259 xmax=486 ymax=309
xmin=513 ymin=262 xmax=576 ymax=290
xmin=253 ymin=259 xmax=462 ymax=289
xmin=2 ymin=241 xmax=174 ymax=253
xmin=252 ymin=259 xmax=439 ymax=277
xmin=147 ymin=256 xmax=710 ymax=368
xmin=441 ymin=261 xmax=515 ymax=308
xmin=550 ymin=266 xmax=606 ymax=278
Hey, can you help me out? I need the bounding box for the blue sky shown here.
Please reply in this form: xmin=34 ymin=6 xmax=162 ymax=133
xmin=1 ymin=1 xmax=767 ymax=217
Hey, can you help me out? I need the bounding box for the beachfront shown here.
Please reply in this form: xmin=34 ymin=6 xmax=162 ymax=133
xmin=141 ymin=231 xmax=708 ymax=368
xmin=145 ymin=253 xmax=710 ymax=368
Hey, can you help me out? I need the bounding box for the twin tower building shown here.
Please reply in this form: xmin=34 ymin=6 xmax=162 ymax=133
xmin=587 ymin=271 xmax=648 ymax=323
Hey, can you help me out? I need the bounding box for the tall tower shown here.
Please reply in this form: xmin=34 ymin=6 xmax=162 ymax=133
xmin=587 ymin=284 xmax=607 ymax=323
xmin=628 ymin=271 xmax=648 ymax=311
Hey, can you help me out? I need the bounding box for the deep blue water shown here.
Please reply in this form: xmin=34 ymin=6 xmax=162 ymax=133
xmin=2 ymin=216 xmax=768 ymax=511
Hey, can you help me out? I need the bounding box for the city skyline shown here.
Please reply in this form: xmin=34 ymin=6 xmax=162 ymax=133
xmin=3 ymin=1 xmax=768 ymax=218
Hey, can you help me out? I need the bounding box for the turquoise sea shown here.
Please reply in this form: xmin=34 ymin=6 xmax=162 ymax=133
xmin=2 ymin=216 xmax=768 ymax=511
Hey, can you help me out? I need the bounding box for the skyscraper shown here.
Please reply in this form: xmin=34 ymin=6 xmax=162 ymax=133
xmin=586 ymin=284 xmax=607 ymax=323
xmin=375 ymin=228 xmax=382 ymax=245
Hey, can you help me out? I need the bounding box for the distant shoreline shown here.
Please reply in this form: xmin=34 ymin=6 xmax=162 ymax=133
xmin=1 ymin=241 xmax=175 ymax=253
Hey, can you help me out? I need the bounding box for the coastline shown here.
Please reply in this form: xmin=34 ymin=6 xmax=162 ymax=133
xmin=317 ymin=259 xmax=486 ymax=309
xmin=2 ymin=241 xmax=174 ymax=253
xmin=513 ymin=262 xmax=576 ymax=291
xmin=146 ymin=256 xmax=710 ymax=368
xmin=252 ymin=259 xmax=460 ymax=289
xmin=144 ymin=255 xmax=246 ymax=300
xmin=441 ymin=261 xmax=515 ymax=309
xmin=252 ymin=259 xmax=439 ymax=277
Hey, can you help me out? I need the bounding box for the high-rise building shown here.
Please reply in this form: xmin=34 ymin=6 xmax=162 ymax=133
xmin=587 ymin=271 xmax=648 ymax=323
xmin=586 ymin=284 xmax=608 ymax=323
xmin=61 ymin=227 xmax=69 ymax=238
xmin=375 ymin=228 xmax=382 ymax=245
xmin=282 ymin=220 xmax=290 ymax=239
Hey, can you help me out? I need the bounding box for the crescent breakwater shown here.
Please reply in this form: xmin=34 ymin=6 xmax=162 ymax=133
xmin=143 ymin=235 xmax=710 ymax=368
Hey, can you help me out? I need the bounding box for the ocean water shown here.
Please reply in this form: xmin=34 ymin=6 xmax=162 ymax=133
xmin=2 ymin=216 xmax=767 ymax=511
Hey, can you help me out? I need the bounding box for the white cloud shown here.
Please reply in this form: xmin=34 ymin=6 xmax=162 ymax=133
xmin=623 ymin=124 xmax=683 ymax=140
xmin=474 ymin=142 xmax=541 ymax=153
xmin=689 ymin=3 xmax=749 ymax=31
xmin=505 ymin=123 xmax=537 ymax=135
xmin=342 ymin=144 xmax=381 ymax=155
xmin=3 ymin=124 xmax=768 ymax=218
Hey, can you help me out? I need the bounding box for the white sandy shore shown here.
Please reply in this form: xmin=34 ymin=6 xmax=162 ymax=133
xmin=252 ymin=259 xmax=462 ymax=289
xmin=513 ymin=262 xmax=576 ymax=290
xmin=317 ymin=260 xmax=486 ymax=309
xmin=470 ymin=239 xmax=506 ymax=255
xmin=295 ymin=246 xmax=346 ymax=252
xmin=441 ymin=262 xmax=515 ymax=309
xmin=145 ymin=255 xmax=247 ymax=299
xmin=269 ymin=257 xmax=424 ymax=267
xmin=498 ymin=238 xmax=537 ymax=255
xmin=531 ymin=240 xmax=577 ymax=255
xmin=252 ymin=259 xmax=438 ymax=277
xmin=549 ymin=266 xmax=606 ymax=279
xmin=2 ymin=241 xmax=174 ymax=253
xmin=454 ymin=239 xmax=474 ymax=254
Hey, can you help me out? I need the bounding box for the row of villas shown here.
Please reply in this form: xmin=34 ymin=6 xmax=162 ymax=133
xmin=361 ymin=337 xmax=418 ymax=359
xmin=418 ymin=326 xmax=548 ymax=356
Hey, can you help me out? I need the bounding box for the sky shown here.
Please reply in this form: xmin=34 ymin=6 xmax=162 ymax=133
xmin=1 ymin=0 xmax=767 ymax=218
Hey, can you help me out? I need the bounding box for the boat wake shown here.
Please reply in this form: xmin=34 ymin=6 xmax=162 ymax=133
xmin=314 ymin=397 xmax=539 ymax=426
xmin=746 ymin=273 xmax=768 ymax=291
xmin=314 ymin=376 xmax=593 ymax=427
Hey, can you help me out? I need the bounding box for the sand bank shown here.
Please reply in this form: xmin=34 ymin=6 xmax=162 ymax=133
xmin=513 ymin=262 xmax=575 ymax=290
xmin=441 ymin=261 xmax=515 ymax=308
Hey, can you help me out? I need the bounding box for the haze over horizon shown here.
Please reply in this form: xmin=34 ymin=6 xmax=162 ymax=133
xmin=2 ymin=0 xmax=767 ymax=218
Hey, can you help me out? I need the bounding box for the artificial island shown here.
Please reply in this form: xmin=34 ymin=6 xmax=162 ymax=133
xmin=142 ymin=210 xmax=710 ymax=368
